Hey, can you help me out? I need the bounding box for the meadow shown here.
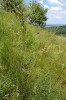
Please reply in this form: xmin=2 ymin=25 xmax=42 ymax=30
xmin=45 ymin=26 xmax=66 ymax=36
xmin=0 ymin=11 xmax=66 ymax=100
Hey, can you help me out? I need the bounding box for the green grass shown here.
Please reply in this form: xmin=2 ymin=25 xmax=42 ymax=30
xmin=0 ymin=11 xmax=66 ymax=100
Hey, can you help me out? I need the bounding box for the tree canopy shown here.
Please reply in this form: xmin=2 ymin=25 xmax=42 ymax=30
xmin=28 ymin=2 xmax=48 ymax=27
xmin=2 ymin=0 xmax=23 ymax=13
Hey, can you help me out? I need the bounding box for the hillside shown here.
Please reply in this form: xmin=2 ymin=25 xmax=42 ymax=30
xmin=0 ymin=11 xmax=66 ymax=100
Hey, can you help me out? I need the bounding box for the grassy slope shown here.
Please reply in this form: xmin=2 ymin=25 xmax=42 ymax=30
xmin=0 ymin=11 xmax=66 ymax=100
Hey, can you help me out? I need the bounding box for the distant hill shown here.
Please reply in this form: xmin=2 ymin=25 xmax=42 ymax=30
xmin=45 ymin=24 xmax=66 ymax=28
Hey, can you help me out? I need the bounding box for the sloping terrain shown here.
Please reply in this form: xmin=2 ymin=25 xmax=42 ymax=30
xmin=0 ymin=11 xmax=66 ymax=100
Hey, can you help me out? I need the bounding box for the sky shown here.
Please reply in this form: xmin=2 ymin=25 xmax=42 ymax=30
xmin=25 ymin=0 xmax=66 ymax=25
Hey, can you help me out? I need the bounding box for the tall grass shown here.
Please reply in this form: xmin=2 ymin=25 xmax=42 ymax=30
xmin=0 ymin=11 xmax=66 ymax=100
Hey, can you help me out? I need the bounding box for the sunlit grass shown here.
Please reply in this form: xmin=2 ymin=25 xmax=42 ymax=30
xmin=0 ymin=11 xmax=66 ymax=100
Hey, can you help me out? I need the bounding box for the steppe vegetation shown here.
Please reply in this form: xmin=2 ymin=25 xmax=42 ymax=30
xmin=0 ymin=0 xmax=66 ymax=100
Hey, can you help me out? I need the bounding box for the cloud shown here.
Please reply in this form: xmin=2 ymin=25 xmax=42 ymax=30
xmin=39 ymin=0 xmax=43 ymax=4
xmin=45 ymin=0 xmax=66 ymax=24
xmin=48 ymin=13 xmax=63 ymax=19
xmin=44 ymin=5 xmax=50 ymax=9
xmin=47 ymin=5 xmax=66 ymax=21
xmin=49 ymin=6 xmax=66 ymax=14
xmin=48 ymin=0 xmax=62 ymax=6
xmin=38 ymin=0 xmax=50 ymax=9
xmin=50 ymin=6 xmax=63 ymax=11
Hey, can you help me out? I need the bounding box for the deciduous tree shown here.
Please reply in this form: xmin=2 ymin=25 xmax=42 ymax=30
xmin=28 ymin=2 xmax=48 ymax=27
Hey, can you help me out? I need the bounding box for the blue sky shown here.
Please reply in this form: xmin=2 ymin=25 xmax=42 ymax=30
xmin=25 ymin=0 xmax=66 ymax=25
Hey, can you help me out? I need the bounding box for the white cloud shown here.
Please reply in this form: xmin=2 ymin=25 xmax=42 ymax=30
xmin=39 ymin=0 xmax=43 ymax=4
xmin=46 ymin=0 xmax=66 ymax=24
xmin=49 ymin=6 xmax=66 ymax=14
xmin=50 ymin=6 xmax=63 ymax=11
xmin=48 ymin=0 xmax=62 ymax=6
xmin=48 ymin=13 xmax=63 ymax=19
xmin=44 ymin=5 xmax=50 ymax=9
xmin=47 ymin=6 xmax=66 ymax=20
xmin=54 ymin=16 xmax=62 ymax=19
xmin=38 ymin=0 xmax=50 ymax=9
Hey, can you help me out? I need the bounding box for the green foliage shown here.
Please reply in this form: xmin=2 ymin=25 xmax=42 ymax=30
xmin=2 ymin=0 xmax=23 ymax=13
xmin=28 ymin=2 xmax=48 ymax=26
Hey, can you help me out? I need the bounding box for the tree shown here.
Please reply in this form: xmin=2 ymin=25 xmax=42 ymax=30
xmin=28 ymin=2 xmax=48 ymax=27
xmin=2 ymin=0 xmax=23 ymax=13
xmin=2 ymin=0 xmax=26 ymax=27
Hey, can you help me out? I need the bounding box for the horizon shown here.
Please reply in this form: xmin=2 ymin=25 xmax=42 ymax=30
xmin=46 ymin=24 xmax=66 ymax=26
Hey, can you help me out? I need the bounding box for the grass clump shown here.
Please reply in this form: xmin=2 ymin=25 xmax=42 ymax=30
xmin=0 ymin=11 xmax=66 ymax=100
